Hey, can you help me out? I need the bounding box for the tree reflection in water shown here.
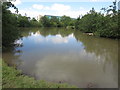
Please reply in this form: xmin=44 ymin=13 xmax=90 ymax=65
xmin=2 ymin=27 xmax=118 ymax=88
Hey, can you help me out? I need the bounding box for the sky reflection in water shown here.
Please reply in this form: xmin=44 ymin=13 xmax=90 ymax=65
xmin=3 ymin=28 xmax=118 ymax=88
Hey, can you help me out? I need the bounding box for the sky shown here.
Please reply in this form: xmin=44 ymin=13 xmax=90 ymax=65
xmin=9 ymin=0 xmax=119 ymax=18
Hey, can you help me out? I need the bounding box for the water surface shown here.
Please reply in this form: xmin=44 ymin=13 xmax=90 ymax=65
xmin=3 ymin=28 xmax=118 ymax=88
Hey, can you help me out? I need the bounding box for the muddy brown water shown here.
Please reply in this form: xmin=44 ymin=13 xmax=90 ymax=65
xmin=3 ymin=27 xmax=118 ymax=88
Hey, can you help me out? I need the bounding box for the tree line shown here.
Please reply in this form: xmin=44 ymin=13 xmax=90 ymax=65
xmin=75 ymin=7 xmax=119 ymax=38
xmin=40 ymin=15 xmax=75 ymax=27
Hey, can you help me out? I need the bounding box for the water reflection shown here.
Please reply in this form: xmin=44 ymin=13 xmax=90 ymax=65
xmin=2 ymin=28 xmax=118 ymax=88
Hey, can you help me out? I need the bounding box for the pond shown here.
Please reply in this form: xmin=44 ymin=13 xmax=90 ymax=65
xmin=3 ymin=27 xmax=118 ymax=88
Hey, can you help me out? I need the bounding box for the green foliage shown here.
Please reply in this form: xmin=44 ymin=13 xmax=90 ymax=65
xmin=101 ymin=0 xmax=117 ymax=15
xmin=75 ymin=7 xmax=119 ymax=38
xmin=50 ymin=16 xmax=59 ymax=27
xmin=60 ymin=15 xmax=73 ymax=27
xmin=76 ymin=8 xmax=101 ymax=33
xmin=17 ymin=14 xmax=41 ymax=27
xmin=30 ymin=18 xmax=41 ymax=27
xmin=40 ymin=15 xmax=75 ymax=28
xmin=2 ymin=60 xmax=77 ymax=88
xmin=17 ymin=14 xmax=31 ymax=27
xmin=94 ymin=14 xmax=118 ymax=38
xmin=2 ymin=2 xmax=20 ymax=49
xmin=2 ymin=2 xmax=41 ymax=50
xmin=40 ymin=16 xmax=51 ymax=27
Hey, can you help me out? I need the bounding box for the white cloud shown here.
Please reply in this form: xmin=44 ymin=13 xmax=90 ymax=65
xmin=31 ymin=4 xmax=88 ymax=18
xmin=51 ymin=37 xmax=68 ymax=44
xmin=22 ymin=33 xmax=73 ymax=44
xmin=50 ymin=35 xmax=68 ymax=44
xmin=17 ymin=8 xmax=88 ymax=18
xmin=32 ymin=3 xmax=71 ymax=11
xmin=46 ymin=34 xmax=74 ymax=44
xmin=79 ymin=7 xmax=85 ymax=10
xmin=44 ymin=6 xmax=50 ymax=10
xmin=9 ymin=8 xmax=16 ymax=13
xmin=51 ymin=3 xmax=71 ymax=11
xmin=11 ymin=0 xmax=21 ymax=5
xmin=32 ymin=4 xmax=44 ymax=10
xmin=54 ymin=9 xmax=89 ymax=18
xmin=17 ymin=8 xmax=44 ymax=18
xmin=10 ymin=3 xmax=89 ymax=18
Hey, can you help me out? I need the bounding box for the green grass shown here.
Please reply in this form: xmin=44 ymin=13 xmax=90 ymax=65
xmin=2 ymin=60 xmax=77 ymax=88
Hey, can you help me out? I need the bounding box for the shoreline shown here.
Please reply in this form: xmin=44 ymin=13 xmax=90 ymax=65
xmin=2 ymin=60 xmax=77 ymax=88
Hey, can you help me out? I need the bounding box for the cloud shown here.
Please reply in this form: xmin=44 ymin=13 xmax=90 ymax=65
xmin=54 ymin=9 xmax=89 ymax=18
xmin=18 ymin=8 xmax=42 ymax=18
xmin=23 ymin=32 xmax=73 ymax=44
xmin=18 ymin=8 xmax=88 ymax=18
xmin=31 ymin=4 xmax=88 ymax=18
xmin=11 ymin=0 xmax=22 ymax=5
xmin=10 ymin=3 xmax=89 ymax=18
xmin=32 ymin=4 xmax=44 ymax=10
xmin=49 ymin=35 xmax=68 ymax=44
xmin=47 ymin=34 xmax=74 ymax=44
xmin=32 ymin=3 xmax=71 ymax=11
xmin=51 ymin=3 xmax=71 ymax=11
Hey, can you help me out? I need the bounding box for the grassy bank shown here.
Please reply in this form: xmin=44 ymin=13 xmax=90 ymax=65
xmin=2 ymin=60 xmax=77 ymax=88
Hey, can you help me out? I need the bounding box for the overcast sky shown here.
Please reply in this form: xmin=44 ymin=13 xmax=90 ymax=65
xmin=10 ymin=0 xmax=119 ymax=18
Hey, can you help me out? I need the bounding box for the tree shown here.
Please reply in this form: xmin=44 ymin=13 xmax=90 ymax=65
xmin=75 ymin=7 xmax=119 ymax=38
xmin=75 ymin=8 xmax=100 ymax=33
xmin=30 ymin=18 xmax=41 ymax=27
xmin=60 ymin=15 xmax=72 ymax=27
xmin=17 ymin=14 xmax=31 ymax=27
xmin=50 ymin=16 xmax=59 ymax=27
xmin=2 ymin=2 xmax=20 ymax=50
xmin=40 ymin=16 xmax=51 ymax=27
xmin=101 ymin=0 xmax=117 ymax=15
